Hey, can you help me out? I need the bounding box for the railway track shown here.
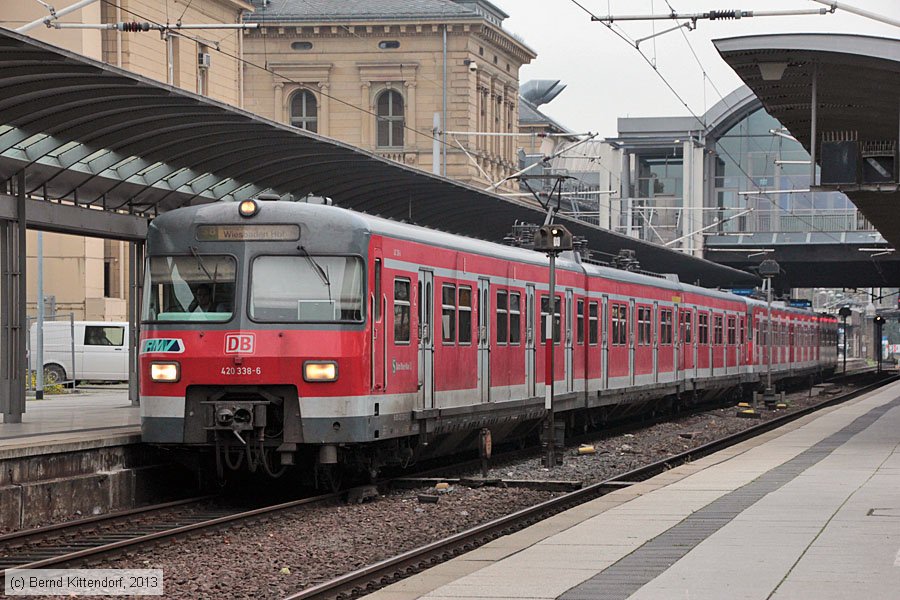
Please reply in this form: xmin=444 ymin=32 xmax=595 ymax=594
xmin=0 ymin=372 xmax=887 ymax=596
xmin=412 ymin=369 xmax=877 ymax=482
xmin=283 ymin=372 xmax=898 ymax=600
xmin=0 ymin=492 xmax=340 ymax=578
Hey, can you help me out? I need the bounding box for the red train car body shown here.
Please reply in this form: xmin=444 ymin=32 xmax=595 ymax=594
xmin=139 ymin=201 xmax=838 ymax=478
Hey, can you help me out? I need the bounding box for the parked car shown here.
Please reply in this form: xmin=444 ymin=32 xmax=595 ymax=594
xmin=29 ymin=321 xmax=130 ymax=384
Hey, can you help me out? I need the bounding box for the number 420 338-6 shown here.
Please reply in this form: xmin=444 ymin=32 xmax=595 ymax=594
xmin=220 ymin=366 xmax=261 ymax=376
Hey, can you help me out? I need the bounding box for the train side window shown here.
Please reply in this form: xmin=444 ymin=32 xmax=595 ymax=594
xmin=577 ymin=299 xmax=585 ymax=344
xmin=698 ymin=312 xmax=709 ymax=344
xmin=638 ymin=306 xmax=651 ymax=345
xmin=609 ymin=304 xmax=622 ymax=346
xmin=441 ymin=284 xmax=456 ymax=343
xmin=727 ymin=316 xmax=736 ymax=345
xmin=540 ymin=296 xmax=561 ymax=344
xmin=682 ymin=311 xmax=693 ymax=344
xmin=553 ymin=296 xmax=562 ymax=343
xmin=509 ymin=293 xmax=521 ymax=344
xmin=612 ymin=303 xmax=628 ymax=346
xmin=609 ymin=304 xmax=621 ymax=346
xmin=374 ymin=259 xmax=382 ymax=322
xmin=588 ymin=302 xmax=598 ymax=345
xmin=659 ymin=309 xmax=673 ymax=345
xmin=714 ymin=315 xmax=724 ymax=345
xmin=416 ymin=279 xmax=425 ymax=340
xmin=540 ymin=296 xmax=549 ymax=343
xmin=496 ymin=290 xmax=508 ymax=345
xmin=394 ymin=278 xmax=411 ymax=343
xmin=458 ymin=286 xmax=472 ymax=344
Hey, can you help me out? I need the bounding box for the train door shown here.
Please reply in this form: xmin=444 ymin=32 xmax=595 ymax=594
xmin=565 ymin=289 xmax=574 ymax=393
xmin=757 ymin=311 xmax=764 ymax=368
xmin=417 ymin=269 xmax=434 ymax=410
xmin=477 ymin=278 xmax=491 ymax=402
xmin=526 ymin=284 xmax=536 ymax=397
xmin=789 ymin=322 xmax=795 ymax=367
xmin=681 ymin=307 xmax=696 ymax=378
xmin=629 ymin=299 xmax=636 ymax=386
xmin=671 ymin=304 xmax=684 ymax=381
xmin=652 ymin=301 xmax=659 ymax=383
xmin=372 ymin=254 xmax=385 ymax=392
xmin=601 ymin=295 xmax=609 ymax=390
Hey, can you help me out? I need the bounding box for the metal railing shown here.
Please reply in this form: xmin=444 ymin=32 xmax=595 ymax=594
xmin=708 ymin=209 xmax=875 ymax=234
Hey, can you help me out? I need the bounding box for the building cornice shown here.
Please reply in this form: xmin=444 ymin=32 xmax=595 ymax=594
xmin=474 ymin=23 xmax=536 ymax=64
xmin=246 ymin=18 xmax=535 ymax=64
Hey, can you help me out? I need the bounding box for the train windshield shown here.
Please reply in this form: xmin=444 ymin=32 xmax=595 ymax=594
xmin=142 ymin=255 xmax=236 ymax=322
xmin=250 ymin=255 xmax=364 ymax=323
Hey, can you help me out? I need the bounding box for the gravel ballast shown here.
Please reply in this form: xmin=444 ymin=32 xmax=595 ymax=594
xmin=11 ymin=379 xmax=869 ymax=599
xmin=95 ymin=486 xmax=558 ymax=599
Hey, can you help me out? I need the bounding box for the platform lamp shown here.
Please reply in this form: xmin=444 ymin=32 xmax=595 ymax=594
xmin=838 ymin=306 xmax=851 ymax=376
xmin=534 ymin=224 xmax=573 ymax=468
xmin=758 ymin=259 xmax=780 ymax=407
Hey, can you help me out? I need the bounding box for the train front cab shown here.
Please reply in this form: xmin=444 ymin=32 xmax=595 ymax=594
xmin=139 ymin=201 xmax=396 ymax=476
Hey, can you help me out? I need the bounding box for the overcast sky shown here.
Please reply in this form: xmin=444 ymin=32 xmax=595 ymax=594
xmin=492 ymin=0 xmax=898 ymax=136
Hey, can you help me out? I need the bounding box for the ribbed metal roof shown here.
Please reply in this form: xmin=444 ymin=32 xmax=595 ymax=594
xmin=0 ymin=27 xmax=756 ymax=287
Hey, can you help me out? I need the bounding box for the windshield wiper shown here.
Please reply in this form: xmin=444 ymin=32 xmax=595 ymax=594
xmin=189 ymin=245 xmax=212 ymax=280
xmin=298 ymin=245 xmax=330 ymax=287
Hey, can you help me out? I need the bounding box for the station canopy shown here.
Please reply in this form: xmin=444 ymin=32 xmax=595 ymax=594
xmin=0 ymin=27 xmax=755 ymax=287
xmin=715 ymin=33 xmax=900 ymax=248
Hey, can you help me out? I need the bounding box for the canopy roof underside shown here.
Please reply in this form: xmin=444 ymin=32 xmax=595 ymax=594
xmin=0 ymin=27 xmax=755 ymax=286
xmin=716 ymin=33 xmax=900 ymax=248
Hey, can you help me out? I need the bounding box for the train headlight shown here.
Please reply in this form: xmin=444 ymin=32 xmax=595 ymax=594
xmin=304 ymin=361 xmax=338 ymax=382
xmin=238 ymin=199 xmax=260 ymax=218
xmin=150 ymin=362 xmax=180 ymax=382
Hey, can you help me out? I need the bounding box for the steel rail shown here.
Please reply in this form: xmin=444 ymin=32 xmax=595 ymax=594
xmin=285 ymin=373 xmax=897 ymax=600
xmin=0 ymin=491 xmax=342 ymax=577
xmin=0 ymin=495 xmax=215 ymax=546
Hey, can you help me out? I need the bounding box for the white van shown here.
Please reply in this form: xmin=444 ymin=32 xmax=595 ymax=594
xmin=29 ymin=321 xmax=130 ymax=384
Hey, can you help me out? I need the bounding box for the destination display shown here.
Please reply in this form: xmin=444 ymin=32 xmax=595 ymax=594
xmin=196 ymin=224 xmax=300 ymax=241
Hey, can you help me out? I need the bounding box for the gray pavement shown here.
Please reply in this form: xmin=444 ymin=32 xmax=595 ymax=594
xmin=370 ymin=379 xmax=900 ymax=600
xmin=0 ymin=385 xmax=138 ymax=442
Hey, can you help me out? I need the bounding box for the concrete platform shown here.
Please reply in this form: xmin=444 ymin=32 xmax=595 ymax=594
xmin=0 ymin=387 xmax=190 ymax=531
xmin=370 ymin=379 xmax=900 ymax=600
xmin=0 ymin=385 xmax=138 ymax=444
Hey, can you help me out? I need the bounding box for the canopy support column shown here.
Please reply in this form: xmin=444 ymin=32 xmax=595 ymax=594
xmin=1 ymin=172 xmax=27 ymax=423
xmin=128 ymin=240 xmax=144 ymax=407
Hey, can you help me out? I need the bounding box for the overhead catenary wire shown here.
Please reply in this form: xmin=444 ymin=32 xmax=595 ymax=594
xmin=568 ymin=0 xmax=856 ymax=248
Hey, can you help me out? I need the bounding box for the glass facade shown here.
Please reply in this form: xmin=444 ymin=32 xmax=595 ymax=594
xmin=633 ymin=150 xmax=684 ymax=244
xmin=713 ymin=108 xmax=859 ymax=234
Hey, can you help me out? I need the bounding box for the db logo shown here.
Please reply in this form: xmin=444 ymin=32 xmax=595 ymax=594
xmin=224 ymin=333 xmax=255 ymax=354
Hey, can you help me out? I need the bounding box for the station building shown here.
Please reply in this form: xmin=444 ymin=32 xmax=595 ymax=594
xmin=241 ymin=0 xmax=535 ymax=191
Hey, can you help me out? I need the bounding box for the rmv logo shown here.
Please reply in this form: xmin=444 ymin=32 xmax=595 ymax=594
xmin=224 ymin=333 xmax=255 ymax=354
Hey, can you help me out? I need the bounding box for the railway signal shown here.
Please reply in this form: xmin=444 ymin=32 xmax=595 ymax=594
xmin=535 ymin=224 xmax=573 ymax=468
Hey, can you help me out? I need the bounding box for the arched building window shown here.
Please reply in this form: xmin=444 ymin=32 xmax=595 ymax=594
xmin=376 ymin=89 xmax=404 ymax=148
xmin=290 ymin=90 xmax=318 ymax=133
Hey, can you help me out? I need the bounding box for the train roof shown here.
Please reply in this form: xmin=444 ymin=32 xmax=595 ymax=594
xmin=151 ymin=201 xmax=819 ymax=316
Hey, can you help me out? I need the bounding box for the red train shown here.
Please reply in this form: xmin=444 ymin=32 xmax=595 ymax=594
xmin=139 ymin=199 xmax=838 ymax=481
